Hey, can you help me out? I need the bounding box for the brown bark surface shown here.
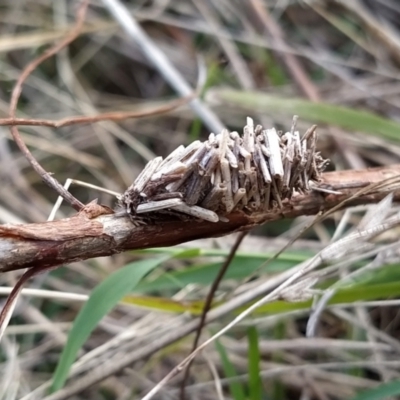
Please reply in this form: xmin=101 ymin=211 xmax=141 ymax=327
xmin=1 ymin=164 xmax=400 ymax=273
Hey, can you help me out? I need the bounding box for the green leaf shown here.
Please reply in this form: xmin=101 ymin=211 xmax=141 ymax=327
xmin=50 ymin=255 xmax=170 ymax=392
xmin=215 ymin=339 xmax=246 ymax=400
xmin=121 ymin=294 xmax=207 ymax=315
xmin=209 ymin=88 xmax=400 ymax=142
xmin=350 ymin=380 xmax=400 ymax=400
xmin=247 ymin=326 xmax=262 ymax=400
xmin=135 ymin=252 xmax=309 ymax=294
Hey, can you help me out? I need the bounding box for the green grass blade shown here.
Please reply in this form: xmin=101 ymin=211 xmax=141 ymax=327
xmin=350 ymin=380 xmax=400 ymax=400
xmin=247 ymin=326 xmax=262 ymax=400
xmin=135 ymin=253 xmax=307 ymax=294
xmin=209 ymin=88 xmax=400 ymax=142
xmin=50 ymin=255 xmax=170 ymax=392
xmin=215 ymin=338 xmax=246 ymax=400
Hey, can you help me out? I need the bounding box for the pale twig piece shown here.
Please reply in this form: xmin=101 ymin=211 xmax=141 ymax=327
xmin=48 ymin=179 xmax=73 ymax=221
xmin=298 ymin=138 xmax=308 ymax=189
xmin=233 ymin=136 xmax=240 ymax=156
xmin=289 ymin=131 xmax=303 ymax=189
xmin=199 ymin=146 xmax=218 ymax=174
xmin=260 ymin=144 xmax=271 ymax=158
xmin=183 ymin=142 xmax=208 ymax=167
xmin=51 ymin=179 xmax=122 ymax=221
xmin=301 ymin=124 xmax=317 ymax=142
xmin=200 ymin=183 xmax=227 ymax=211
xmin=136 ymin=198 xmax=183 ymax=213
xmin=158 ymin=145 xmax=185 ymax=168
xmin=225 ymin=147 xmax=238 ymax=168
xmin=304 ymin=129 xmax=317 ymax=177
xmin=70 ymin=180 xmax=121 ymax=197
xmin=254 ymin=124 xmax=263 ymax=135
xmin=264 ymin=128 xmax=284 ymax=179
xmin=213 ymin=166 xmax=222 ymax=186
xmin=308 ymin=181 xmax=342 ymax=195
xmin=243 ymin=117 xmax=255 ymax=153
xmin=208 ymin=133 xmax=216 ymax=144
xmin=134 ymin=157 xmax=163 ymax=192
xmin=241 ymin=192 xmax=248 ymax=206
xmin=229 ymin=131 xmax=239 ymax=139
xmin=231 ymin=167 xmax=239 ymax=193
xmin=166 ymin=164 xmax=195 ymax=192
xmin=282 ymin=132 xmax=294 ymax=190
xmin=219 ymin=129 xmax=229 ymax=160
xmin=240 ymin=145 xmax=252 ymax=172
xmin=172 ymin=203 xmax=219 ymax=222
xmin=256 ymin=146 xmax=271 ymax=184
xmin=178 ymin=141 xmax=202 ymax=163
xmin=151 ymin=161 xmax=186 ymax=181
xmin=232 ymin=188 xmax=246 ymax=208
xmin=185 ymin=174 xmax=208 ymax=206
xmin=238 ymin=144 xmax=251 ymax=160
xmin=220 ymin=159 xmax=233 ymax=212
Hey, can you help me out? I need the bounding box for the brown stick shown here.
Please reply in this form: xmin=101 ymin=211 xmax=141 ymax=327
xmin=0 ymin=96 xmax=193 ymax=128
xmin=1 ymin=165 xmax=399 ymax=274
xmin=180 ymin=231 xmax=247 ymax=400
xmin=8 ymin=0 xmax=91 ymax=212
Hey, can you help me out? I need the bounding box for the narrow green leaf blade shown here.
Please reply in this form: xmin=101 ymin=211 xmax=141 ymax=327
xmin=136 ymin=254 xmax=305 ymax=294
xmin=209 ymin=88 xmax=400 ymax=142
xmin=50 ymin=255 xmax=169 ymax=392
xmin=215 ymin=339 xmax=247 ymax=400
xmin=350 ymin=380 xmax=400 ymax=400
xmin=247 ymin=326 xmax=262 ymax=400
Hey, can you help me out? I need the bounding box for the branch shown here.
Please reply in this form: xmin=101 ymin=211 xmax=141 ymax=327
xmin=0 ymin=96 xmax=193 ymax=128
xmin=1 ymin=164 xmax=399 ymax=274
xmin=8 ymin=0 xmax=90 ymax=211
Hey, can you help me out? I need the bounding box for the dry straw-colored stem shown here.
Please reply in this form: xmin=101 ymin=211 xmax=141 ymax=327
xmin=0 ymin=164 xmax=399 ymax=274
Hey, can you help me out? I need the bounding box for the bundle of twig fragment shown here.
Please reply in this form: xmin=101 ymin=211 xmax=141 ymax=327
xmin=118 ymin=117 xmax=329 ymax=224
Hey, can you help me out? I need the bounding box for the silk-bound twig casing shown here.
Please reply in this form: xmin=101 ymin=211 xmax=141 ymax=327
xmin=118 ymin=117 xmax=329 ymax=224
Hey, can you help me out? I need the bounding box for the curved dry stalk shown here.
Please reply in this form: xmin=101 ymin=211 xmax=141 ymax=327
xmin=7 ymin=0 xmax=91 ymax=212
xmin=0 ymin=265 xmax=54 ymax=341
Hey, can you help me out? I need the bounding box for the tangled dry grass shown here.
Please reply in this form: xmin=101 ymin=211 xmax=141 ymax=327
xmin=2 ymin=1 xmax=400 ymax=400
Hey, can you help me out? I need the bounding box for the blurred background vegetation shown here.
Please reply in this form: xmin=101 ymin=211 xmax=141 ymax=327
xmin=1 ymin=1 xmax=400 ymax=399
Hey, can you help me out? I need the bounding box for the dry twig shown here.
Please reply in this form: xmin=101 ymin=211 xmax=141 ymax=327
xmin=7 ymin=0 xmax=91 ymax=211
xmin=0 ymin=96 xmax=194 ymax=128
